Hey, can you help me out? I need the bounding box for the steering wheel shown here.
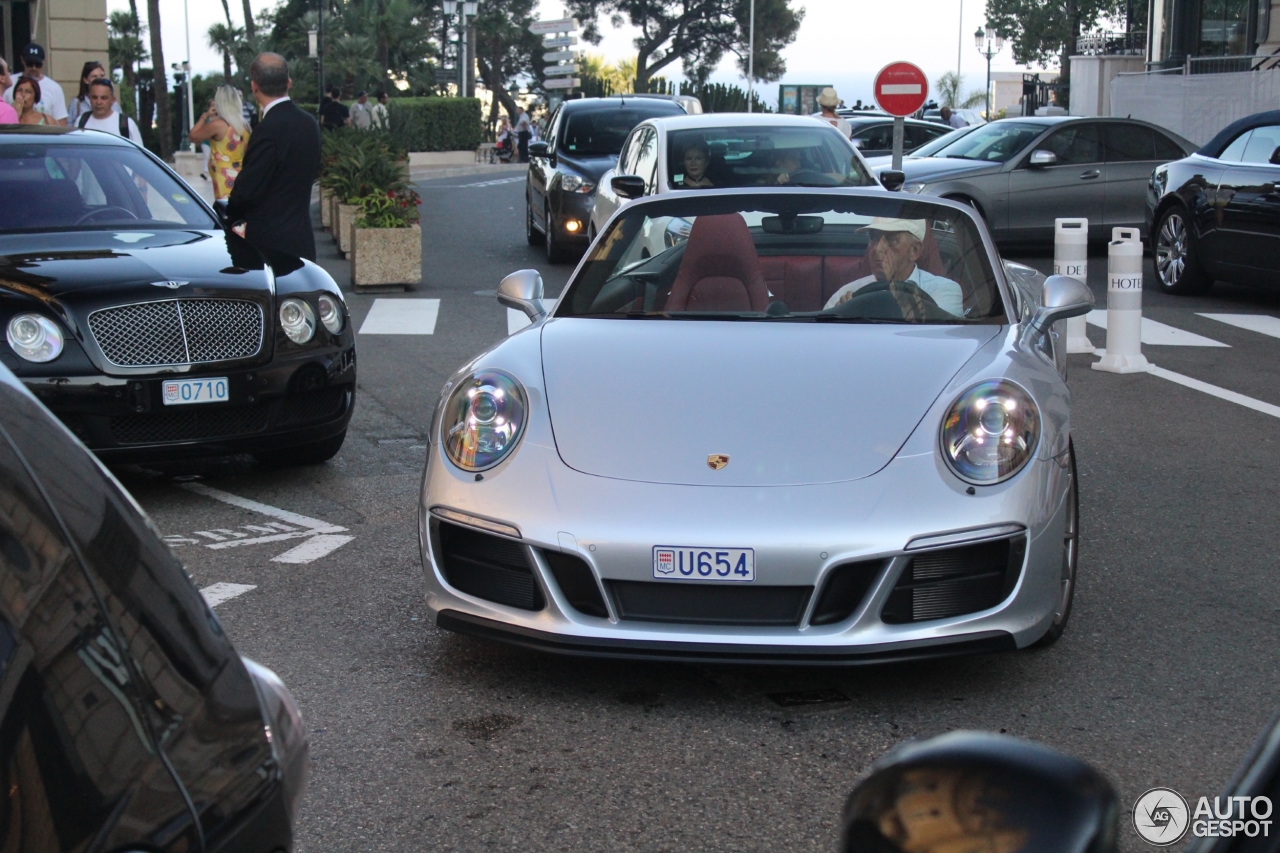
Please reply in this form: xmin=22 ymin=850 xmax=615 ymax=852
xmin=74 ymin=206 xmax=140 ymax=225
xmin=785 ymin=169 xmax=838 ymax=187
xmin=831 ymin=280 xmax=950 ymax=322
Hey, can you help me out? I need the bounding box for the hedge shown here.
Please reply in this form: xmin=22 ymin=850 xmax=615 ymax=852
xmin=299 ymin=98 xmax=483 ymax=151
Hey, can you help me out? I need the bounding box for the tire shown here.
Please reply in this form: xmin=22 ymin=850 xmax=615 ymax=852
xmin=545 ymin=203 xmax=570 ymax=263
xmin=255 ymin=430 xmax=346 ymax=467
xmin=1153 ymin=205 xmax=1211 ymax=295
xmin=525 ymin=196 xmax=541 ymax=246
xmin=1035 ymin=440 xmax=1078 ymax=647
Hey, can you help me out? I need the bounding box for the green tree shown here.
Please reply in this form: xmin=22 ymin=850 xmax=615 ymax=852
xmin=985 ymin=0 xmax=1126 ymax=98
xmin=146 ymin=0 xmax=173 ymax=159
xmin=474 ymin=0 xmax=540 ymax=120
xmin=108 ymin=9 xmax=147 ymax=89
xmin=566 ymin=0 xmax=802 ymax=91
xmin=207 ymin=23 xmax=244 ymax=81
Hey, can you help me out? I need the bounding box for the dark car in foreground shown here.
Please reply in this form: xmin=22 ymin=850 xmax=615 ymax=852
xmin=0 ymin=362 xmax=307 ymax=849
xmin=0 ymin=127 xmax=356 ymax=464
xmin=1147 ymin=109 xmax=1280 ymax=294
xmin=526 ymin=96 xmax=685 ymax=262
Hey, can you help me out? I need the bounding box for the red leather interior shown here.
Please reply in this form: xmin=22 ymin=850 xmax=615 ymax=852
xmin=665 ymin=214 xmax=769 ymax=312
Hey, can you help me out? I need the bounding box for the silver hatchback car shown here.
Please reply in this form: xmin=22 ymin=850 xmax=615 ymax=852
xmin=419 ymin=189 xmax=1093 ymax=663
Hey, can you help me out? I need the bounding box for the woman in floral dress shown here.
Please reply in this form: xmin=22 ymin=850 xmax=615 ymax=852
xmin=189 ymin=85 xmax=251 ymax=200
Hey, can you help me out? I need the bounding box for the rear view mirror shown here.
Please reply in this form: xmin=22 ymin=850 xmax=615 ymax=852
xmin=527 ymin=141 xmax=549 ymax=158
xmin=1032 ymin=274 xmax=1095 ymax=331
xmin=611 ymin=175 xmax=647 ymax=200
xmin=1270 ymin=145 xmax=1280 ymax=165
xmin=841 ymin=731 xmax=1118 ymax=853
xmin=761 ymin=215 xmax=825 ymax=234
xmin=213 ymin=198 xmax=230 ymax=225
xmin=497 ymin=269 xmax=545 ymax=321
xmin=1029 ymin=149 xmax=1058 ymax=167
xmin=879 ymin=170 xmax=906 ymax=191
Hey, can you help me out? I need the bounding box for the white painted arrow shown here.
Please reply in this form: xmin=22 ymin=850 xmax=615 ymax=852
xmin=180 ymin=482 xmax=353 ymax=564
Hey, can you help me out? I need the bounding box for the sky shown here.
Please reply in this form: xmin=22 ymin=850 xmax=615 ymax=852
xmin=110 ymin=0 xmax=1046 ymax=109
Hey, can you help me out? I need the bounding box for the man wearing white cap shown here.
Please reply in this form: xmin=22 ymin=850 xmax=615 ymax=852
xmin=812 ymin=87 xmax=852 ymax=138
xmin=823 ymin=217 xmax=964 ymax=316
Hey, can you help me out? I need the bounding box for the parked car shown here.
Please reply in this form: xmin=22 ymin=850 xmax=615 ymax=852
xmin=1147 ymin=108 xmax=1280 ymax=294
xmin=0 ymin=360 xmax=308 ymax=849
xmin=420 ymin=188 xmax=1093 ymax=662
xmin=922 ymin=107 xmax=988 ymax=127
xmin=589 ymin=113 xmax=878 ymax=238
xmin=845 ymin=115 xmax=953 ymax=158
xmin=526 ymin=96 xmax=686 ymax=262
xmin=626 ymin=92 xmax=704 ymax=114
xmin=0 ymin=126 xmax=356 ymax=465
xmin=868 ymin=116 xmax=1195 ymax=243
xmin=861 ymin=123 xmax=982 ymax=169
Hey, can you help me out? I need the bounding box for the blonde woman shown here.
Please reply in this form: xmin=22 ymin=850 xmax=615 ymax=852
xmin=189 ymin=85 xmax=251 ymax=200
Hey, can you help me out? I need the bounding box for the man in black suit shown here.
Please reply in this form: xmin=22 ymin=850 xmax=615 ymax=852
xmin=226 ymin=53 xmax=322 ymax=261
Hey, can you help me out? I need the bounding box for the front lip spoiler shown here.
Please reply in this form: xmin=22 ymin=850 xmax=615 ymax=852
xmin=436 ymin=610 xmax=1017 ymax=666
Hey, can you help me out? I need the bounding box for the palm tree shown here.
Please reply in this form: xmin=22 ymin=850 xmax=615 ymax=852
xmin=207 ymin=23 xmax=243 ymax=81
xmin=147 ymin=0 xmax=172 ymax=159
xmin=609 ymin=56 xmax=637 ymax=93
xmin=108 ymin=9 xmax=147 ymax=89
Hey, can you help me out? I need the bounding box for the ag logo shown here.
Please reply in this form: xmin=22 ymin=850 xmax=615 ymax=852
xmin=1134 ymin=787 xmax=1190 ymax=845
xmin=150 ymin=280 xmax=190 ymax=289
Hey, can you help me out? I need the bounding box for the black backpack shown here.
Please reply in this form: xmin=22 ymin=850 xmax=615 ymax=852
xmin=78 ymin=111 xmax=130 ymax=137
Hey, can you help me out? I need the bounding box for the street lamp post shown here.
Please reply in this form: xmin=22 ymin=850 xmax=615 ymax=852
xmin=442 ymin=0 xmax=477 ymax=97
xmin=974 ymin=26 xmax=1004 ymax=120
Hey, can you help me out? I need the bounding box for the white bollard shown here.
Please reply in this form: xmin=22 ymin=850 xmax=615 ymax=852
xmin=1054 ymin=218 xmax=1094 ymax=353
xmin=1092 ymin=227 xmax=1151 ymax=374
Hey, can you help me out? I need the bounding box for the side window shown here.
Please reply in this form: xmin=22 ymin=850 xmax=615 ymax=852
xmin=1041 ymin=124 xmax=1102 ymax=165
xmin=545 ymin=106 xmax=562 ymax=154
xmin=1240 ymin=125 xmax=1280 ymax=164
xmin=633 ymin=128 xmax=659 ymax=194
xmin=1219 ymin=130 xmax=1252 ymax=162
xmin=856 ymin=125 xmax=894 ymax=151
xmin=1104 ymin=123 xmax=1157 ymax=161
xmin=618 ymin=129 xmax=640 ymax=175
xmin=1154 ymin=132 xmax=1186 ymax=161
xmin=906 ymin=124 xmax=946 ymax=149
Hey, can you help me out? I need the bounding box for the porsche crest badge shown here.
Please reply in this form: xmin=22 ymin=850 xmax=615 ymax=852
xmin=707 ymin=454 xmax=730 ymax=470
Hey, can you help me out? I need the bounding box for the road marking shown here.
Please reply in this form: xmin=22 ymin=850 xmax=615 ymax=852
xmin=271 ymin=534 xmax=355 ymax=564
xmin=358 ymin=299 xmax=440 ymax=335
xmin=200 ymin=582 xmax=257 ymax=607
xmin=508 ymin=308 xmax=531 ymax=335
xmin=1198 ymin=313 xmax=1280 ymax=339
xmin=1149 ymin=366 xmax=1280 ymax=419
xmin=460 ymin=176 xmax=524 ymax=188
xmin=180 ymin=483 xmax=343 ymax=531
xmin=1086 ymin=310 xmax=1228 ymax=346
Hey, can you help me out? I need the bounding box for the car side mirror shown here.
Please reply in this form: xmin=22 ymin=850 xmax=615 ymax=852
xmin=1028 ymin=149 xmax=1058 ymax=167
xmin=879 ymin=170 xmax=906 ymax=191
xmin=497 ymin=269 xmax=546 ymax=321
xmin=213 ymin=198 xmax=230 ymax=225
xmin=1031 ymin=274 xmax=1095 ymax=332
xmin=528 ymin=141 xmax=549 ymax=159
xmin=611 ymin=175 xmax=647 ymax=200
xmin=841 ymin=732 xmax=1118 ymax=853
xmin=1270 ymin=145 xmax=1280 ymax=165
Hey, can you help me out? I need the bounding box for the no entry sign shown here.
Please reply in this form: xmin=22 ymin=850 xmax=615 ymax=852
xmin=873 ymin=62 xmax=929 ymax=117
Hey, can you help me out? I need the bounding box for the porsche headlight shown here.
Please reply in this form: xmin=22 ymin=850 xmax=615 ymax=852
xmin=279 ymin=298 xmax=316 ymax=344
xmin=560 ymin=174 xmax=595 ymax=194
xmin=940 ymin=380 xmax=1040 ymax=484
xmin=7 ymin=314 xmax=64 ymax=363
xmin=317 ymin=294 xmax=343 ymax=334
xmin=441 ymin=370 xmax=528 ymax=472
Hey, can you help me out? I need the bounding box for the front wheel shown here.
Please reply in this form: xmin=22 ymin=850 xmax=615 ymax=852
xmin=255 ymin=430 xmax=346 ymax=467
xmin=545 ymin=203 xmax=570 ymax=263
xmin=1153 ymin=206 xmax=1211 ymax=295
xmin=1035 ymin=440 xmax=1078 ymax=647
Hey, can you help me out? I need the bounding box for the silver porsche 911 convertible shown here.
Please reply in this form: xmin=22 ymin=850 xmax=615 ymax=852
xmin=418 ymin=188 xmax=1094 ymax=664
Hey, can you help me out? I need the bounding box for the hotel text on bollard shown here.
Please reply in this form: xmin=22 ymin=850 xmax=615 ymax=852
xmin=1054 ymin=218 xmax=1094 ymax=354
xmin=1093 ymin=227 xmax=1151 ymax=374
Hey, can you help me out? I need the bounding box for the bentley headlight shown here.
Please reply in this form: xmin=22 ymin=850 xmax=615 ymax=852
xmin=279 ymin=298 xmax=316 ymax=344
xmin=940 ymin=380 xmax=1040 ymax=484
xmin=7 ymin=314 xmax=64 ymax=363
xmin=560 ymin=174 xmax=594 ymax=194
xmin=442 ymin=370 xmax=528 ymax=472
xmin=317 ymin=294 xmax=343 ymax=334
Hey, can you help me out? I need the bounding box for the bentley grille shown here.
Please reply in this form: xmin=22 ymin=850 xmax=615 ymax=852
xmin=88 ymin=299 xmax=264 ymax=367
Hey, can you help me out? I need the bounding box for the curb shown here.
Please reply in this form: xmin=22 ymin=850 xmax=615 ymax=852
xmin=410 ymin=163 xmax=527 ymax=183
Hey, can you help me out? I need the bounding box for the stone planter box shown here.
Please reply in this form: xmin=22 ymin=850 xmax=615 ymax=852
xmin=352 ymin=224 xmax=421 ymax=291
xmin=336 ymin=203 xmax=359 ymax=256
xmin=319 ymin=188 xmax=332 ymax=230
xmin=330 ymin=195 xmax=342 ymax=240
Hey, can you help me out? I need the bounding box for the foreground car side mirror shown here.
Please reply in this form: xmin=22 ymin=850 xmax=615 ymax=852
xmin=1031 ymin=274 xmax=1094 ymax=332
xmin=1028 ymin=149 xmax=1058 ymax=167
xmin=879 ymin=170 xmax=906 ymax=191
xmin=1270 ymin=145 xmax=1280 ymax=166
xmin=612 ymin=175 xmax=647 ymax=199
xmin=212 ymin=198 xmax=230 ymax=225
xmin=497 ymin=269 xmax=546 ymax=321
xmin=528 ymin=141 xmax=549 ymax=159
xmin=841 ymin=731 xmax=1118 ymax=853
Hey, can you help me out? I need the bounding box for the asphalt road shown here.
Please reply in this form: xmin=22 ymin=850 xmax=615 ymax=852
xmin=112 ymin=175 xmax=1280 ymax=852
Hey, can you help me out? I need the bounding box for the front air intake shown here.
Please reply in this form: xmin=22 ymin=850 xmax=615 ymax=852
xmin=881 ymin=536 xmax=1026 ymax=624
xmin=542 ymin=551 xmax=609 ymax=618
xmin=432 ymin=520 xmax=543 ymax=611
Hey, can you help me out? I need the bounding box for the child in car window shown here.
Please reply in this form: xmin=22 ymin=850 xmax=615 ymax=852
xmin=678 ymin=142 xmax=714 ymax=188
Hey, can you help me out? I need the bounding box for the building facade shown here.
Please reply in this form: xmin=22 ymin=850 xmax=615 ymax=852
xmin=3 ymin=0 xmax=108 ymax=100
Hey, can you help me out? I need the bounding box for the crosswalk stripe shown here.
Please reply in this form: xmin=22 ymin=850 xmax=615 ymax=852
xmin=358 ymin=298 xmax=440 ymax=335
xmin=459 ymin=176 xmax=524 ymax=188
xmin=200 ymin=583 xmax=256 ymax=608
xmin=1197 ymin=313 xmax=1280 ymax=339
xmin=1086 ymin=310 xmax=1228 ymax=347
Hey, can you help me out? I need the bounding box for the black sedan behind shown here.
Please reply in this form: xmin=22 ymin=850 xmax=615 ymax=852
xmin=845 ymin=115 xmax=952 ymax=158
xmin=0 ymin=127 xmax=355 ymax=464
xmin=1147 ymin=109 xmax=1280 ymax=294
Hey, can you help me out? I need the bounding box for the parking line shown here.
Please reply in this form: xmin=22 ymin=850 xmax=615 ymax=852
xmin=1198 ymin=313 xmax=1280 ymax=340
xmin=271 ymin=534 xmax=355 ymax=564
xmin=358 ymin=299 xmax=440 ymax=335
xmin=200 ymin=582 xmax=257 ymax=607
xmin=180 ymin=482 xmax=345 ymax=532
xmin=1086 ymin=310 xmax=1228 ymax=347
xmin=1149 ymin=366 xmax=1280 ymax=419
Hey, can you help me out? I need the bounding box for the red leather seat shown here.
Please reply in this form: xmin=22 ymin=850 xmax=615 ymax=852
xmin=760 ymin=256 xmax=823 ymax=311
xmin=665 ymin=214 xmax=769 ymax=312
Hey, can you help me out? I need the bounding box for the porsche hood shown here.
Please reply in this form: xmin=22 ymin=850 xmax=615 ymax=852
xmin=540 ymin=319 xmax=1001 ymax=487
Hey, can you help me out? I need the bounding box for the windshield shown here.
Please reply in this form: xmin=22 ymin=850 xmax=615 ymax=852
xmin=908 ymin=125 xmax=980 ymax=158
xmin=667 ymin=125 xmax=873 ymax=189
xmin=927 ymin=122 xmax=1043 ymax=163
xmin=560 ymin=193 xmax=1004 ymax=324
xmin=561 ymin=107 xmax=677 ymax=156
xmin=0 ymin=142 xmax=217 ymax=233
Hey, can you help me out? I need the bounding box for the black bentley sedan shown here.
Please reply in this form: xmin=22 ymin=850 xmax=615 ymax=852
xmin=0 ymin=126 xmax=355 ymax=463
xmin=1148 ymin=109 xmax=1280 ymax=294
xmin=0 ymin=361 xmax=308 ymax=849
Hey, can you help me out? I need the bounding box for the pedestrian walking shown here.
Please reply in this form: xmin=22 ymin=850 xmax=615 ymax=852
xmin=0 ymin=60 xmax=16 ymax=124
xmin=68 ymin=60 xmax=117 ymax=126
xmin=811 ymin=87 xmax=852 ymax=138
xmin=226 ymin=53 xmax=322 ymax=261
xmin=75 ymin=79 xmax=142 ymax=143
xmin=515 ymin=105 xmax=532 ymax=162
xmin=319 ymin=85 xmax=350 ymax=130
xmin=371 ymin=91 xmax=389 ymax=130
xmin=350 ymin=91 xmax=373 ymax=130
xmin=3 ymin=44 xmax=67 ymax=125
xmin=188 ymin=85 xmax=251 ymax=200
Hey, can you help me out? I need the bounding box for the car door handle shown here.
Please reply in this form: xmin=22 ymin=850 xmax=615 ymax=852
xmin=1079 ymin=170 xmax=1100 ymax=179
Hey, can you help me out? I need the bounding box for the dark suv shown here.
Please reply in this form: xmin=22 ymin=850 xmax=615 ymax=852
xmin=526 ymin=97 xmax=685 ymax=262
